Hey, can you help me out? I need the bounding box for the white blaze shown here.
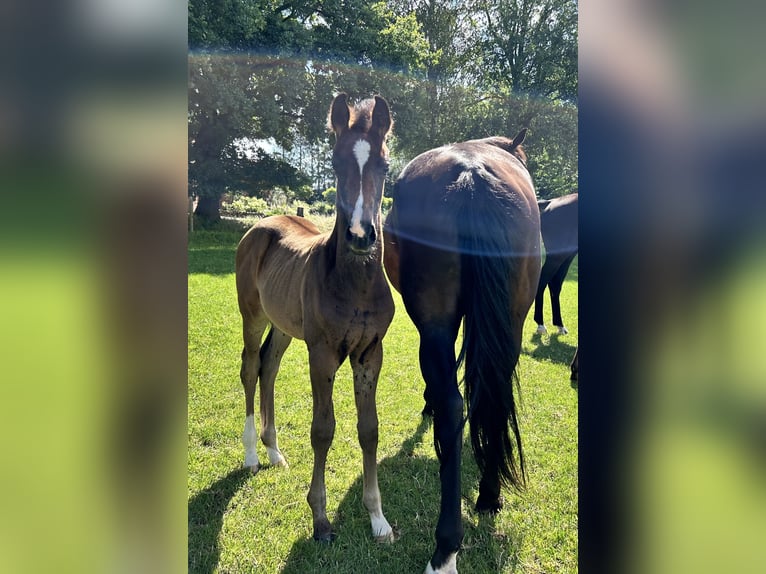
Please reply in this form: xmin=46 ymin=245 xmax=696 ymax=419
xmin=350 ymin=139 xmax=371 ymax=238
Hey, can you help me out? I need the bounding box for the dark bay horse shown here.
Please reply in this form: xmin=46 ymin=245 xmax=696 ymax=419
xmin=534 ymin=192 xmax=578 ymax=335
xmin=383 ymin=132 xmax=541 ymax=573
xmin=235 ymin=94 xmax=395 ymax=543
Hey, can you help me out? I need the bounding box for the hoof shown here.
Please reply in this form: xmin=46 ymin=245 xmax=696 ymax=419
xmin=246 ymin=463 xmax=260 ymax=475
xmin=267 ymin=448 xmax=289 ymax=468
xmin=475 ymin=495 xmax=503 ymax=515
xmin=313 ymin=519 xmax=335 ymax=543
xmin=536 ymin=324 xmax=547 ymax=335
xmin=374 ymin=530 xmax=395 ymax=544
xmin=312 ymin=530 xmax=336 ymax=544
xmin=556 ymin=326 xmax=569 ymax=335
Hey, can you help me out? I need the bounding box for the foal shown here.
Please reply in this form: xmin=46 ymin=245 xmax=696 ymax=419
xmin=235 ymin=93 xmax=395 ymax=543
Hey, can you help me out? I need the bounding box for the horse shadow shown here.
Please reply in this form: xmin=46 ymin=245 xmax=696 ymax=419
xmin=188 ymin=467 xmax=251 ymax=573
xmin=528 ymin=331 xmax=577 ymax=366
xmin=279 ymin=416 xmax=521 ymax=573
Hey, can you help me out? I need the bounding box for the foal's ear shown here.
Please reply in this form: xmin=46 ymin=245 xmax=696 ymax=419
xmin=511 ymin=127 xmax=528 ymax=148
xmin=371 ymin=95 xmax=392 ymax=141
xmin=330 ymin=93 xmax=350 ymax=135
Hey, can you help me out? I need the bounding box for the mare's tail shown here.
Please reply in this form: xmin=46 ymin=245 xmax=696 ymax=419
xmin=453 ymin=170 xmax=526 ymax=490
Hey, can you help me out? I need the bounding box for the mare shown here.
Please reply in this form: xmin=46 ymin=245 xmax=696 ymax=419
xmin=235 ymin=94 xmax=395 ymax=543
xmin=533 ymin=192 xmax=578 ymax=335
xmin=383 ymin=131 xmax=541 ymax=573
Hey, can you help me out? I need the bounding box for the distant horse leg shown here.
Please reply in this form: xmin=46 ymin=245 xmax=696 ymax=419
xmin=306 ymin=345 xmax=340 ymax=542
xmin=550 ymin=253 xmax=576 ymax=334
xmin=420 ymin=328 xmax=463 ymax=574
xmin=534 ymin=258 xmax=557 ymax=334
xmin=350 ymin=339 xmax=394 ymax=543
xmin=258 ymin=327 xmax=292 ymax=467
xmin=240 ymin=312 xmax=269 ymax=474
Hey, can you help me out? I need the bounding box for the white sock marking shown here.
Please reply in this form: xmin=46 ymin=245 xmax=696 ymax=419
xmin=242 ymin=415 xmax=259 ymax=468
xmin=266 ymin=446 xmax=287 ymax=467
xmin=425 ymin=552 xmax=458 ymax=574
xmin=370 ymin=511 xmax=392 ymax=539
xmin=350 ymin=139 xmax=370 ymax=238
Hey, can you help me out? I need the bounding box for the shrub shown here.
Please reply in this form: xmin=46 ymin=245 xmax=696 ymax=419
xmin=310 ymin=202 xmax=335 ymax=216
xmin=322 ymin=187 xmax=336 ymax=204
xmin=224 ymin=196 xmax=269 ymax=216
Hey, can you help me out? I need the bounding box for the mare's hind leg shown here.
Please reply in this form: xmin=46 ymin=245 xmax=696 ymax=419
xmin=350 ymin=339 xmax=393 ymax=543
xmin=258 ymin=326 xmax=292 ymax=467
xmin=549 ymin=253 xmax=576 ymax=334
xmin=306 ymin=343 xmax=341 ymax=542
xmin=241 ymin=312 xmax=269 ymax=474
xmin=419 ymin=326 xmax=463 ymax=574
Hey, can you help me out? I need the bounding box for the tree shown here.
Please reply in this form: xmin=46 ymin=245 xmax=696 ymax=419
xmin=189 ymin=55 xmax=258 ymax=222
xmin=187 ymin=0 xmax=579 ymax=224
xmin=466 ymin=0 xmax=578 ymax=102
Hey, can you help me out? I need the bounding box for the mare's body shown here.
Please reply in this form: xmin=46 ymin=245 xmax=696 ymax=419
xmin=383 ymin=132 xmax=541 ymax=573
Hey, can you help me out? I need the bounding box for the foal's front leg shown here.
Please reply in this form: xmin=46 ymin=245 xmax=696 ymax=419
xmin=306 ymin=344 xmax=340 ymax=542
xmin=351 ymin=338 xmax=394 ymax=543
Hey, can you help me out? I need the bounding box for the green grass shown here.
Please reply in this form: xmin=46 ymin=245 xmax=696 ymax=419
xmin=189 ymin=222 xmax=578 ymax=573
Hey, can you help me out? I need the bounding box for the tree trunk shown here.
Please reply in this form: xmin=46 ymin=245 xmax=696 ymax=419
xmin=194 ymin=195 xmax=221 ymax=224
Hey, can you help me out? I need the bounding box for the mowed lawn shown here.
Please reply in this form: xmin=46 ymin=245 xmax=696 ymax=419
xmin=188 ymin=224 xmax=578 ymax=573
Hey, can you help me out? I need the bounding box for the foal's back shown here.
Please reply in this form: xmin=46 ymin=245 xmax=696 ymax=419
xmin=236 ymin=215 xmax=325 ymax=340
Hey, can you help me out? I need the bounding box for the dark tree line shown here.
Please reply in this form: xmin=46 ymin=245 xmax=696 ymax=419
xmin=189 ymin=0 xmax=577 ymax=222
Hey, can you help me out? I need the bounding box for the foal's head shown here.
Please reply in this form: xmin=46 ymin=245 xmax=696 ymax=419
xmin=328 ymin=93 xmax=392 ymax=255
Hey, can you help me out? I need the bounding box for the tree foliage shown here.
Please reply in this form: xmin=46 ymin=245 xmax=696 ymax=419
xmin=188 ymin=0 xmax=578 ymax=221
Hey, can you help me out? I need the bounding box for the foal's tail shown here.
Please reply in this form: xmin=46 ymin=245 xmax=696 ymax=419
xmin=454 ymin=170 xmax=526 ymax=491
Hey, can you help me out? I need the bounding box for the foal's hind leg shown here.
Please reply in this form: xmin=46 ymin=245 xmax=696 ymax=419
xmin=350 ymin=339 xmax=394 ymax=543
xmin=241 ymin=313 xmax=269 ymax=474
xmin=257 ymin=326 xmax=292 ymax=467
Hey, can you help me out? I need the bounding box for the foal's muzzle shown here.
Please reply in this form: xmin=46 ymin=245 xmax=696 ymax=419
xmin=346 ymin=223 xmax=377 ymax=254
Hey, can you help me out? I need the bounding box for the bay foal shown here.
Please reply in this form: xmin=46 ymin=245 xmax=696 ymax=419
xmin=235 ymin=93 xmax=395 ymax=543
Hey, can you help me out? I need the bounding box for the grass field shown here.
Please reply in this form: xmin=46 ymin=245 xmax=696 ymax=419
xmin=188 ymin=221 xmax=578 ymax=573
